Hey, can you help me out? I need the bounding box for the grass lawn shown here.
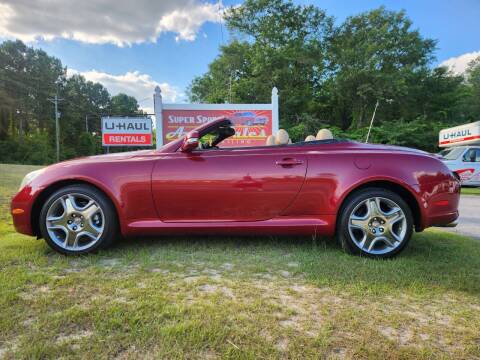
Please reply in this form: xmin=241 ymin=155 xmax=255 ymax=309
xmin=462 ymin=187 xmax=480 ymax=196
xmin=1 ymin=163 xmax=480 ymax=359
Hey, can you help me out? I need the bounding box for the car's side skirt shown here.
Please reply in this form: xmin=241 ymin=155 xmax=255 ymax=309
xmin=123 ymin=215 xmax=336 ymax=237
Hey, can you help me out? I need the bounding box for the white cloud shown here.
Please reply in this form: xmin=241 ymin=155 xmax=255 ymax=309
xmin=439 ymin=51 xmax=480 ymax=75
xmin=0 ymin=0 xmax=223 ymax=45
xmin=68 ymin=69 xmax=183 ymax=114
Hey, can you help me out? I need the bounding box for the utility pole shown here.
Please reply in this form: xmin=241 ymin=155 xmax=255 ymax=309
xmin=48 ymin=94 xmax=63 ymax=162
xmin=85 ymin=114 xmax=89 ymax=133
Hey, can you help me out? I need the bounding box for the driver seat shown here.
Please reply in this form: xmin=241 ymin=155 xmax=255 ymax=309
xmin=265 ymin=135 xmax=276 ymax=146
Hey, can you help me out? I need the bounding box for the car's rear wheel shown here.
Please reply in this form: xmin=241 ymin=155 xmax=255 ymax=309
xmin=39 ymin=184 xmax=118 ymax=255
xmin=337 ymin=188 xmax=413 ymax=258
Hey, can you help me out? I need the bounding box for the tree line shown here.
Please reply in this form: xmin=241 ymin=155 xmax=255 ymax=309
xmin=0 ymin=40 xmax=143 ymax=164
xmin=1 ymin=0 xmax=480 ymax=165
xmin=189 ymin=0 xmax=480 ymax=152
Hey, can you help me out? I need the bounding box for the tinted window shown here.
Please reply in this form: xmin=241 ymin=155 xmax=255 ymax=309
xmin=463 ymin=148 xmax=480 ymax=162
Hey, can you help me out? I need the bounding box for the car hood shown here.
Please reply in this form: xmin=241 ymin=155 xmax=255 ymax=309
xmin=44 ymin=149 xmax=158 ymax=169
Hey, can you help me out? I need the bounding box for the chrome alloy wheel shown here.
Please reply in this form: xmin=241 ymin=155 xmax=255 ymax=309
xmin=347 ymin=197 xmax=407 ymax=255
xmin=45 ymin=193 xmax=104 ymax=251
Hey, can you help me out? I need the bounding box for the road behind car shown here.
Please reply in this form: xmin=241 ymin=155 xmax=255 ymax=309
xmin=441 ymin=194 xmax=480 ymax=239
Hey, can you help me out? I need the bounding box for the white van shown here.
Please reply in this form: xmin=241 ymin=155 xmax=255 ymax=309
xmin=438 ymin=121 xmax=480 ymax=186
xmin=439 ymin=146 xmax=480 ymax=186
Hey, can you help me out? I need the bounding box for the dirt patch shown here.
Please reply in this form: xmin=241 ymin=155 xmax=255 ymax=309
xmin=202 ymin=268 xmax=222 ymax=280
xmin=183 ymin=276 xmax=201 ymax=283
xmin=18 ymin=284 xmax=51 ymax=301
xmin=275 ymin=337 xmax=289 ymax=352
xmin=198 ymin=284 xmax=235 ymax=299
xmin=98 ymin=258 xmax=121 ymax=267
xmin=199 ymin=284 xmax=218 ymax=293
xmin=150 ymin=268 xmax=170 ymax=274
xmin=379 ymin=326 xmax=414 ymax=346
xmin=221 ymin=263 xmax=234 ymax=270
xmin=0 ymin=339 xmax=19 ymax=358
xmin=56 ymin=330 xmax=93 ymax=344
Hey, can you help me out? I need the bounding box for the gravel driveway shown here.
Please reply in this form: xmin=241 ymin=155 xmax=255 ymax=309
xmin=440 ymin=195 xmax=479 ymax=239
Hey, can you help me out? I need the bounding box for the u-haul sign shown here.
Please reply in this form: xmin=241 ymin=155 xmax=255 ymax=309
xmin=102 ymin=117 xmax=153 ymax=146
xmin=439 ymin=121 xmax=480 ymax=148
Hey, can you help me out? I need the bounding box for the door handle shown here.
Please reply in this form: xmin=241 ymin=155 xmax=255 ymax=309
xmin=275 ymin=158 xmax=304 ymax=167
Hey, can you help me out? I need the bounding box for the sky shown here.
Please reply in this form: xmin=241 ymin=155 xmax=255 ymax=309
xmin=0 ymin=0 xmax=479 ymax=113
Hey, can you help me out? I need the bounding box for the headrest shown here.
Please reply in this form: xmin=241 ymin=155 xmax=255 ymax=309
xmin=275 ymin=129 xmax=290 ymax=145
xmin=316 ymin=129 xmax=333 ymax=141
xmin=265 ymin=135 xmax=276 ymax=145
xmin=305 ymin=135 xmax=316 ymax=142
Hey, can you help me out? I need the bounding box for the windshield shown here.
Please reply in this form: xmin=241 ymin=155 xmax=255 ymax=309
xmin=442 ymin=147 xmax=465 ymax=160
xmin=438 ymin=148 xmax=452 ymax=157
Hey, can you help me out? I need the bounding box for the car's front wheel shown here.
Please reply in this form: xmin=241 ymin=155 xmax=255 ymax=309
xmin=39 ymin=184 xmax=118 ymax=255
xmin=337 ymin=188 xmax=413 ymax=258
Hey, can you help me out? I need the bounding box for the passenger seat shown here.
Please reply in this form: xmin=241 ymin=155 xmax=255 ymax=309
xmin=316 ymin=129 xmax=333 ymax=141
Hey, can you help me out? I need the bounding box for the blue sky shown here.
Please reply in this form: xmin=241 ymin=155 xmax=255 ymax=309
xmin=1 ymin=0 xmax=479 ymax=110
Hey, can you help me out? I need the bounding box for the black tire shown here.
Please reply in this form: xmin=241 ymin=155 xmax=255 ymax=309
xmin=336 ymin=187 xmax=413 ymax=259
xmin=39 ymin=184 xmax=118 ymax=255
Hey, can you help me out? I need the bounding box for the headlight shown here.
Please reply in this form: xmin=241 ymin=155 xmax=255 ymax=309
xmin=19 ymin=169 xmax=45 ymax=190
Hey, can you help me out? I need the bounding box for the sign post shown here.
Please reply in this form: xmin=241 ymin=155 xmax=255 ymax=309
xmin=153 ymin=86 xmax=163 ymax=150
xmin=271 ymin=87 xmax=279 ymax=136
xmin=153 ymin=87 xmax=279 ymax=148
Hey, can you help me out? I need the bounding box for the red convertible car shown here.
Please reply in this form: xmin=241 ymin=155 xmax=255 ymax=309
xmin=11 ymin=118 xmax=460 ymax=258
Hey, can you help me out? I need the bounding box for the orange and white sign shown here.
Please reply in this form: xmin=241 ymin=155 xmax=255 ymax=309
xmin=162 ymin=109 xmax=272 ymax=147
xmin=102 ymin=117 xmax=153 ymax=146
xmin=439 ymin=121 xmax=480 ymax=148
xmin=153 ymin=87 xmax=279 ymax=149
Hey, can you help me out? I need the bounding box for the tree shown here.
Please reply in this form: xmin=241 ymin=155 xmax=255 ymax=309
xmin=189 ymin=0 xmax=333 ymax=130
xmin=0 ymin=40 xmax=146 ymax=164
xmin=327 ymin=7 xmax=436 ymax=129
xmin=110 ymin=93 xmax=140 ymax=115
xmin=189 ymin=1 xmax=473 ymax=150
xmin=464 ymin=57 xmax=480 ymax=119
xmin=0 ymin=40 xmax=64 ymax=139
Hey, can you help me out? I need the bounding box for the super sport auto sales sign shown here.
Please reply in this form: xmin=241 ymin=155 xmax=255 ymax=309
xmin=102 ymin=117 xmax=153 ymax=146
xmin=162 ymin=109 xmax=273 ymax=147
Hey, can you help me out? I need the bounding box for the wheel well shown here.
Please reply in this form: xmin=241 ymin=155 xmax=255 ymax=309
xmin=31 ymin=179 xmax=118 ymax=237
xmin=337 ymin=181 xmax=422 ymax=232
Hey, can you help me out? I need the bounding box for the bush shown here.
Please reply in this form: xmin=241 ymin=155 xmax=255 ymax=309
xmin=0 ymin=132 xmax=55 ymax=165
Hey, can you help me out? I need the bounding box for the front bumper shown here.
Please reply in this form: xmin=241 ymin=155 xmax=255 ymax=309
xmin=10 ymin=185 xmax=36 ymax=236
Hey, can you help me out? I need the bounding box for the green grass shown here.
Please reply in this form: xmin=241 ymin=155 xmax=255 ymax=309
xmin=1 ymin=164 xmax=480 ymax=359
xmin=462 ymin=187 xmax=480 ymax=196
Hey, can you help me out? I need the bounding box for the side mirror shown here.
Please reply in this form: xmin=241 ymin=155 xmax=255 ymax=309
xmin=181 ymin=131 xmax=199 ymax=152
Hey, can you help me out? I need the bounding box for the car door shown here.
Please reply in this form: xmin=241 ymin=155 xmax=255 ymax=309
xmin=151 ymin=146 xmax=307 ymax=222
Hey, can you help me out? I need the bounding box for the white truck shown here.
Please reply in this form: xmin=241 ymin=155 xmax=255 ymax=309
xmin=438 ymin=121 xmax=480 ymax=186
